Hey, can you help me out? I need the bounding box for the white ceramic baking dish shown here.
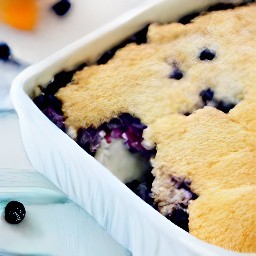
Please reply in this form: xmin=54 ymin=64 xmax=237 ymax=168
xmin=11 ymin=0 xmax=255 ymax=255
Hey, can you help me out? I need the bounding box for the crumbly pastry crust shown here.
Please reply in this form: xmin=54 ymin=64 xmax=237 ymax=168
xmin=56 ymin=5 xmax=256 ymax=252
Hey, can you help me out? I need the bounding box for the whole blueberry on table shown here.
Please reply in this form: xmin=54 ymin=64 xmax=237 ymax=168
xmin=51 ymin=0 xmax=72 ymax=16
xmin=0 ymin=42 xmax=11 ymax=61
xmin=5 ymin=201 xmax=26 ymax=224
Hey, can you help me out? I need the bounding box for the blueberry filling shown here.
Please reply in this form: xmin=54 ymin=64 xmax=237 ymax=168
xmin=33 ymin=63 xmax=88 ymax=131
xmin=178 ymin=12 xmax=200 ymax=25
xmin=128 ymin=174 xmax=198 ymax=231
xmin=43 ymin=71 xmax=75 ymax=95
xmin=76 ymin=127 xmax=103 ymax=156
xmin=166 ymin=208 xmax=189 ymax=232
xmin=72 ymin=113 xmax=158 ymax=208
xmin=34 ymin=94 xmax=66 ymax=131
xmin=51 ymin=0 xmax=72 ymax=16
xmin=199 ymin=48 xmax=216 ymax=61
xmin=199 ymin=88 xmax=236 ymax=113
xmin=0 ymin=42 xmax=11 ymax=61
xmin=5 ymin=201 xmax=26 ymax=224
xmin=76 ymin=113 xmax=155 ymax=158
xmin=178 ymin=1 xmax=253 ymax=25
xmin=155 ymin=176 xmax=198 ymax=231
xmin=207 ymin=1 xmax=256 ymax=12
xmin=206 ymin=3 xmax=236 ymax=12
xmin=97 ymin=24 xmax=149 ymax=65
xmin=127 ymin=24 xmax=149 ymax=45
xmin=97 ymin=50 xmax=116 ymax=65
xmin=126 ymin=169 xmax=155 ymax=207
xmin=42 ymin=64 xmax=86 ymax=96
xmin=176 ymin=178 xmax=198 ymax=201
xmin=178 ymin=3 xmax=235 ymax=25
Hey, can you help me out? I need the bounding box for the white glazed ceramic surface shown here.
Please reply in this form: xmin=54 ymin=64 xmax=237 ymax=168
xmin=11 ymin=0 xmax=255 ymax=256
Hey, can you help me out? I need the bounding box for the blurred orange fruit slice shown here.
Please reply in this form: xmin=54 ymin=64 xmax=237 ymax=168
xmin=0 ymin=0 xmax=38 ymax=30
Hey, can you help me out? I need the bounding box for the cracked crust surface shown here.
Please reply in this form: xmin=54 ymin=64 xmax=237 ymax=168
xmin=55 ymin=4 xmax=256 ymax=252
xmin=144 ymin=108 xmax=256 ymax=252
xmin=56 ymin=4 xmax=256 ymax=131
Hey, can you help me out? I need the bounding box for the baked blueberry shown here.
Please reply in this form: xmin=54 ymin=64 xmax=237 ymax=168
xmin=199 ymin=89 xmax=237 ymax=113
xmin=199 ymin=48 xmax=216 ymax=61
xmin=200 ymin=88 xmax=214 ymax=104
xmin=217 ymin=100 xmax=236 ymax=113
xmin=127 ymin=24 xmax=149 ymax=45
xmin=43 ymin=107 xmax=66 ymax=131
xmin=167 ymin=208 xmax=189 ymax=232
xmin=5 ymin=201 xmax=26 ymax=224
xmin=33 ymin=94 xmax=47 ymax=110
xmin=97 ymin=25 xmax=149 ymax=64
xmin=169 ymin=67 xmax=183 ymax=80
xmin=126 ymin=170 xmax=155 ymax=206
xmin=178 ymin=12 xmax=200 ymax=24
xmin=0 ymin=42 xmax=11 ymax=61
xmin=107 ymin=118 xmax=123 ymax=129
xmin=76 ymin=128 xmax=93 ymax=154
xmin=176 ymin=179 xmax=198 ymax=200
xmin=207 ymin=3 xmax=235 ymax=12
xmin=34 ymin=94 xmax=61 ymax=112
xmin=33 ymin=94 xmax=66 ymax=131
xmin=51 ymin=0 xmax=71 ymax=16
xmin=97 ymin=50 xmax=116 ymax=65
xmin=178 ymin=3 xmax=236 ymax=26
xmin=43 ymin=70 xmax=76 ymax=95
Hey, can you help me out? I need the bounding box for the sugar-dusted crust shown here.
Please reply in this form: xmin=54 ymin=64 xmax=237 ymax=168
xmin=189 ymin=186 xmax=256 ymax=252
xmin=56 ymin=4 xmax=256 ymax=131
xmin=144 ymin=108 xmax=256 ymax=252
xmin=56 ymin=4 xmax=256 ymax=252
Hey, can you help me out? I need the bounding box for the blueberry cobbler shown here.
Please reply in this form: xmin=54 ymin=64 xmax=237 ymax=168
xmin=33 ymin=2 xmax=256 ymax=253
